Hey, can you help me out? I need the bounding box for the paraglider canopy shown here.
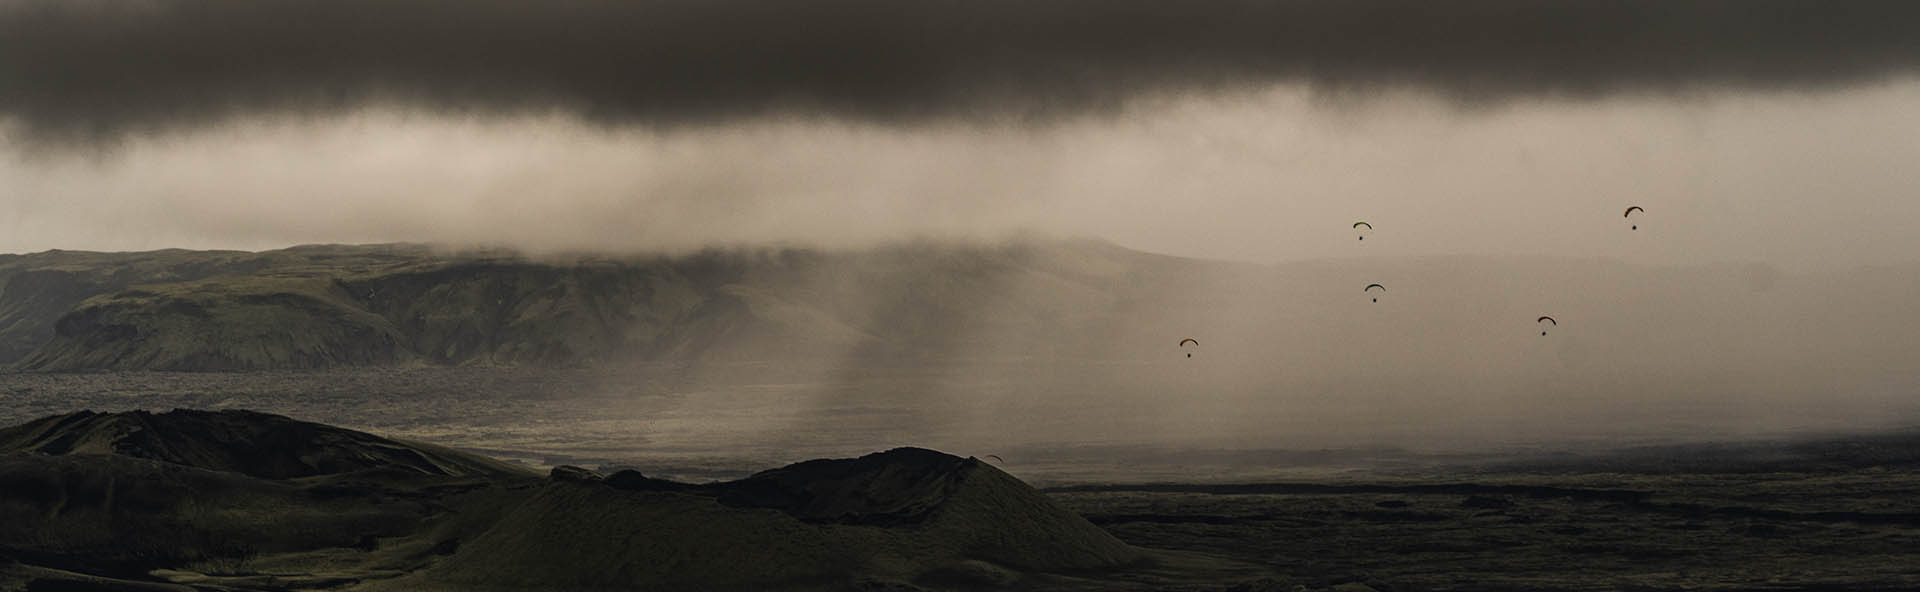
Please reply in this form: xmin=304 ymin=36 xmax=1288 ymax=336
xmin=1179 ymin=338 xmax=1199 ymax=347
xmin=1537 ymin=316 xmax=1557 ymax=335
xmin=1625 ymin=206 xmax=1644 ymax=230
xmin=984 ymin=455 xmax=1004 ymax=464
xmin=1365 ymin=283 xmax=1385 ymax=302
xmin=1353 ymin=221 xmax=1372 ymax=240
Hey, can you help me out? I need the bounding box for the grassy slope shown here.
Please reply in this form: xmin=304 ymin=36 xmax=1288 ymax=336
xmin=0 ymin=245 xmax=431 ymax=369
xmin=1 ymin=241 xmax=1154 ymax=371
xmin=0 ymin=409 xmax=537 ymax=480
xmin=0 ymin=410 xmax=1172 ymax=592
xmin=16 ymin=276 xmax=413 ymax=371
xmin=2 ymin=241 xmax=1916 ymax=373
xmin=371 ymin=453 xmax=1142 ymax=591
xmin=0 ymin=409 xmax=542 ymax=588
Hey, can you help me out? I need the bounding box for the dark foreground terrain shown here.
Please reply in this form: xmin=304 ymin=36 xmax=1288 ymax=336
xmin=0 ymin=409 xmax=1250 ymax=592
xmin=1053 ymin=472 xmax=1920 ymax=591
xmin=1 ymin=409 xmax=1918 ymax=591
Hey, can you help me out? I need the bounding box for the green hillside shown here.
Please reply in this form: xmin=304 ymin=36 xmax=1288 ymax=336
xmin=1 ymin=241 xmax=1914 ymax=374
xmin=0 ymin=241 xmax=1163 ymax=371
xmin=0 ymin=244 xmax=433 ymax=367
xmin=387 ymin=449 xmax=1141 ymax=591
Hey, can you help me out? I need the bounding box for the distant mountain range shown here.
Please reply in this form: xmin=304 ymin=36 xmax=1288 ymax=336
xmin=0 ymin=241 xmax=1914 ymax=380
xmin=0 ymin=240 xmax=1205 ymax=371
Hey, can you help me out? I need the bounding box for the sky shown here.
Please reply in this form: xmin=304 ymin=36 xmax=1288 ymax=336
xmin=3 ymin=0 xmax=1919 ymax=271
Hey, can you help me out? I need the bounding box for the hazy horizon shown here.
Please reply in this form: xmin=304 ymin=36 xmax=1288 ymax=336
xmin=2 ymin=0 xmax=1918 ymax=462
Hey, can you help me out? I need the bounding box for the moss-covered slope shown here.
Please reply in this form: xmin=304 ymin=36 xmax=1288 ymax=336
xmin=0 ymin=408 xmax=534 ymax=480
xmin=2 ymin=240 xmax=1151 ymax=371
xmin=382 ymin=448 xmax=1141 ymax=591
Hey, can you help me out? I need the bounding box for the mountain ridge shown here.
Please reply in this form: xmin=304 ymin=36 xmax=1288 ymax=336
xmin=1 ymin=241 xmax=1913 ymax=375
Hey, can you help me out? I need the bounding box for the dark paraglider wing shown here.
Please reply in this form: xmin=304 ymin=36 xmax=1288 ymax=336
xmin=1537 ymin=316 xmax=1557 ymax=325
xmin=1365 ymin=284 xmax=1385 ymax=292
xmin=1179 ymin=338 xmax=1199 ymax=347
xmin=1353 ymin=221 xmax=1372 ymax=229
xmin=1624 ymin=206 xmax=1644 ymax=217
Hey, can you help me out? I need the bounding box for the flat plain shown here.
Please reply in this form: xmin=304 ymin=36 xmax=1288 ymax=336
xmin=4 ymin=368 xmax=1917 ymax=590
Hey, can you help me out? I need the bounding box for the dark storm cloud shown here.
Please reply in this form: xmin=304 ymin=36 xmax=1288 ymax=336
xmin=3 ymin=0 xmax=1919 ymax=139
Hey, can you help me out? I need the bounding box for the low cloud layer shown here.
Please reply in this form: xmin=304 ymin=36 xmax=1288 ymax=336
xmin=4 ymin=0 xmax=1919 ymax=140
xmin=7 ymin=85 xmax=1919 ymax=271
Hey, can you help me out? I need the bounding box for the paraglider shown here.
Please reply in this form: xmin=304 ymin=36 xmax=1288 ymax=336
xmin=984 ymin=454 xmax=1004 ymax=464
xmin=1537 ymin=316 xmax=1557 ymax=336
xmin=1353 ymin=221 xmax=1372 ymax=241
xmin=1365 ymin=283 xmax=1385 ymax=302
xmin=1624 ymin=206 xmax=1644 ymax=230
xmin=1179 ymin=338 xmax=1198 ymax=358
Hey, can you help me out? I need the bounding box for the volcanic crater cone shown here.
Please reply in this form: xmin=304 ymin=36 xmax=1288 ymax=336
xmin=0 ymin=409 xmax=1151 ymax=591
xmin=390 ymin=447 xmax=1144 ymax=591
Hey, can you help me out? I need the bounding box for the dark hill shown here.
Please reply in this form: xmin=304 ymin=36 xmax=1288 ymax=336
xmin=0 ymin=408 xmax=531 ymax=479
xmin=0 ymin=409 xmax=539 ymax=589
xmin=716 ymin=447 xmax=978 ymax=524
xmin=382 ymin=447 xmax=1142 ymax=591
xmin=0 ymin=410 xmax=1176 ymax=592
xmin=0 ymin=452 xmax=444 ymax=578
